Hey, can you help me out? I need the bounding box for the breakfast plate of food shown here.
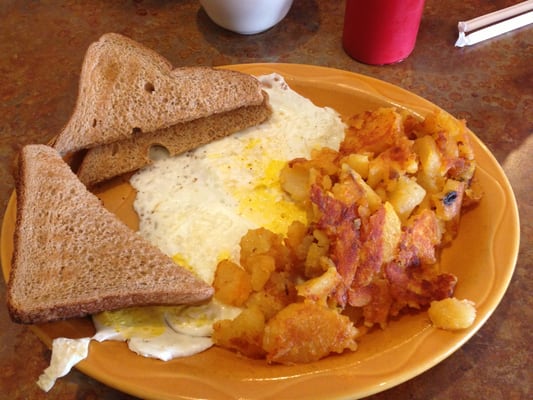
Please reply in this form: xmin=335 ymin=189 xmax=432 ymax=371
xmin=1 ymin=34 xmax=519 ymax=400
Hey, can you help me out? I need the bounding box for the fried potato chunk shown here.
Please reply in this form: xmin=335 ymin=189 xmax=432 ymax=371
xmin=263 ymin=302 xmax=358 ymax=364
xmin=213 ymin=260 xmax=252 ymax=307
xmin=212 ymin=307 xmax=266 ymax=359
xmin=243 ymin=254 xmax=276 ymax=291
xmin=428 ymin=298 xmax=476 ymax=330
xmin=342 ymin=107 xmax=405 ymax=154
xmin=240 ymin=227 xmax=290 ymax=270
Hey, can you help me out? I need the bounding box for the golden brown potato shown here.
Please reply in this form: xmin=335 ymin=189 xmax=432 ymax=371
xmin=279 ymin=160 xmax=311 ymax=204
xmin=380 ymin=202 xmax=403 ymax=263
xmin=284 ymin=220 xmax=312 ymax=265
xmin=428 ymin=297 xmax=476 ymax=330
xmin=240 ymin=228 xmax=290 ymax=270
xmin=213 ymin=260 xmax=252 ymax=307
xmin=240 ymin=228 xmax=278 ymax=259
xmin=304 ymin=229 xmax=330 ymax=278
xmin=342 ymin=107 xmax=404 ymax=155
xmin=245 ymin=290 xmax=287 ymax=321
xmin=341 ymin=153 xmax=370 ymax=179
xmin=212 ymin=307 xmax=266 ymax=359
xmin=366 ymin=142 xmax=418 ymax=190
xmin=296 ymin=265 xmax=343 ymax=304
xmin=341 ymin=165 xmax=382 ymax=212
xmin=263 ymin=302 xmax=358 ymax=364
xmin=387 ymin=175 xmax=426 ymax=221
xmin=432 ymin=179 xmax=467 ymax=243
xmin=242 ymin=254 xmax=276 ymax=292
xmin=263 ymin=270 xmax=298 ymax=306
xmin=414 ymin=134 xmax=442 ymax=179
xmin=421 ymin=111 xmax=475 ymax=182
xmin=432 ymin=179 xmax=466 ymax=222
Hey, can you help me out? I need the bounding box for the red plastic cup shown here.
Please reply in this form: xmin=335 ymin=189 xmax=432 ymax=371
xmin=342 ymin=0 xmax=425 ymax=65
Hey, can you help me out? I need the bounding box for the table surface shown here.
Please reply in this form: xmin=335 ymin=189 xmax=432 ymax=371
xmin=0 ymin=1 xmax=531 ymax=399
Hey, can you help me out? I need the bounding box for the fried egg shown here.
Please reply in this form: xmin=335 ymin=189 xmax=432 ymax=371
xmin=39 ymin=73 xmax=345 ymax=391
xmin=131 ymin=73 xmax=345 ymax=284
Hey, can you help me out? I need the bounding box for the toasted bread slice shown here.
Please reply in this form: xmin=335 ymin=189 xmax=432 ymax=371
xmin=52 ymin=33 xmax=266 ymax=155
xmin=77 ymin=97 xmax=271 ymax=187
xmin=7 ymin=145 xmax=214 ymax=324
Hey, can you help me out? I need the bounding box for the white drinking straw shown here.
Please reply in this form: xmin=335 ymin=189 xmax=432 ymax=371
xmin=455 ymin=0 xmax=533 ymax=47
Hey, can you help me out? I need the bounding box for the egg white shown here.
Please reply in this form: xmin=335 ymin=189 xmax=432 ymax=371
xmin=92 ymin=300 xmax=241 ymax=361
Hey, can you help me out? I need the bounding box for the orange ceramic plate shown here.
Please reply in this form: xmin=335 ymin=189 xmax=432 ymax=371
xmin=1 ymin=64 xmax=520 ymax=400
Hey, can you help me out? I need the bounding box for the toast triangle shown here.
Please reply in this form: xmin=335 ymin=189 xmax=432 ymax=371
xmin=52 ymin=33 xmax=266 ymax=155
xmin=7 ymin=144 xmax=214 ymax=324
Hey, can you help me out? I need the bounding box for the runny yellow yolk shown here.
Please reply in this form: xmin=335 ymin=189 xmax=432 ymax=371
xmin=172 ymin=253 xmax=196 ymax=273
xmin=236 ymin=159 xmax=307 ymax=235
xmin=97 ymin=307 xmax=171 ymax=339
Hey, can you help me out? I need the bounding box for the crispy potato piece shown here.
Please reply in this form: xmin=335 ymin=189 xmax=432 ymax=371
xmin=242 ymin=254 xmax=276 ymax=292
xmin=331 ymin=176 xmax=365 ymax=206
xmin=240 ymin=228 xmax=290 ymax=270
xmin=280 ymin=149 xmax=342 ymax=206
xmin=432 ymin=179 xmax=466 ymax=243
xmin=380 ymin=202 xmax=402 ymax=263
xmin=361 ymin=279 xmax=393 ymax=328
xmin=309 ymin=147 xmax=342 ymax=176
xmin=416 ymin=170 xmax=446 ymax=196
xmin=397 ymin=209 xmax=443 ymax=266
xmin=213 ymin=260 xmax=252 ymax=307
xmin=422 ymin=111 xmax=475 ymax=181
xmin=414 ymin=135 xmax=442 ymax=179
xmin=304 ymin=229 xmax=330 ymax=278
xmin=212 ymin=307 xmax=266 ymax=359
xmin=245 ymin=290 xmax=286 ymax=321
xmin=263 ymin=302 xmax=358 ymax=364
xmin=240 ymin=228 xmax=278 ymax=259
xmin=342 ymin=108 xmax=404 ymax=154
xmin=432 ymin=179 xmax=466 ymax=222
xmin=284 ymin=220 xmax=313 ymax=265
xmin=354 ymin=202 xmax=401 ymax=288
xmin=387 ymin=175 xmax=426 ymax=221
xmin=296 ymin=265 xmax=343 ymax=304
xmin=428 ymin=297 xmax=476 ymax=330
xmin=341 ymin=165 xmax=382 ymax=213
xmin=280 ymin=160 xmax=311 ymax=203
xmin=342 ymin=153 xmax=370 ymax=179
xmin=413 ymin=134 xmax=448 ymax=196
xmin=366 ymin=142 xmax=418 ymax=190
xmin=263 ymin=270 xmax=298 ymax=306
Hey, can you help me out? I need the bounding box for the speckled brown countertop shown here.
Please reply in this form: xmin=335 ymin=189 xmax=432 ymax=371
xmin=0 ymin=1 xmax=531 ymax=399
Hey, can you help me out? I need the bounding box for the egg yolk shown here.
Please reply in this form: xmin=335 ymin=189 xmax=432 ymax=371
xmin=172 ymin=253 xmax=195 ymax=272
xmin=97 ymin=307 xmax=174 ymax=339
xmin=236 ymin=159 xmax=307 ymax=235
